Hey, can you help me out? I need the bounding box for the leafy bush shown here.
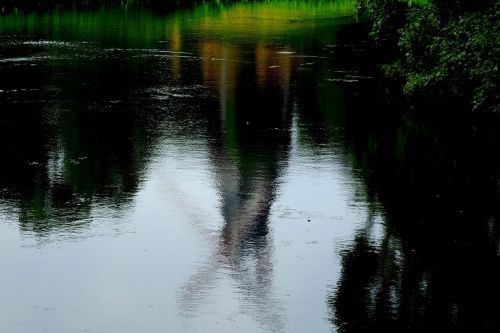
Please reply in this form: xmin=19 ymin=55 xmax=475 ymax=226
xmin=355 ymin=0 xmax=408 ymax=42
xmin=358 ymin=0 xmax=499 ymax=113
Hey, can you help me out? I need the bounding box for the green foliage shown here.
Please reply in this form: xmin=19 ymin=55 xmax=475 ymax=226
xmin=400 ymin=5 xmax=499 ymax=112
xmin=359 ymin=0 xmax=499 ymax=113
xmin=355 ymin=0 xmax=408 ymax=42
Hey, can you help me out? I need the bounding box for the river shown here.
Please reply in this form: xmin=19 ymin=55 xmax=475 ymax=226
xmin=0 ymin=1 xmax=499 ymax=332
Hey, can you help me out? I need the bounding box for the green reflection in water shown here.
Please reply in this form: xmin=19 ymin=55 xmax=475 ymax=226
xmin=0 ymin=1 xmax=355 ymax=231
xmin=0 ymin=0 xmax=355 ymax=45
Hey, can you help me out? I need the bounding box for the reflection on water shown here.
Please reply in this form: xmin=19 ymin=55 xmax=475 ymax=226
xmin=327 ymin=23 xmax=500 ymax=330
xmin=0 ymin=43 xmax=159 ymax=232
xmin=178 ymin=41 xmax=295 ymax=332
xmin=330 ymin=97 xmax=500 ymax=332
xmin=0 ymin=1 xmax=499 ymax=332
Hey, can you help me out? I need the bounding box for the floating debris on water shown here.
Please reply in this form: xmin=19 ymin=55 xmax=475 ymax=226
xmin=326 ymin=78 xmax=359 ymax=83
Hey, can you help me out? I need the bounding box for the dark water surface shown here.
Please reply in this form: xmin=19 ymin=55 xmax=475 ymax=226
xmin=1 ymin=1 xmax=499 ymax=332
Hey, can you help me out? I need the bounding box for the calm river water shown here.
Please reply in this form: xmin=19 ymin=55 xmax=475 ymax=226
xmin=0 ymin=1 xmax=499 ymax=332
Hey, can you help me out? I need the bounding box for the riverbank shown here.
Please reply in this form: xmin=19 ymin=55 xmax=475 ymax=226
xmin=1 ymin=0 xmax=194 ymax=14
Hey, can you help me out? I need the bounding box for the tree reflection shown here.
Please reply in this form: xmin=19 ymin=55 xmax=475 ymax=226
xmin=328 ymin=51 xmax=500 ymax=332
xmin=178 ymin=41 xmax=295 ymax=331
xmin=271 ymin=20 xmax=500 ymax=332
xmin=0 ymin=42 xmax=167 ymax=233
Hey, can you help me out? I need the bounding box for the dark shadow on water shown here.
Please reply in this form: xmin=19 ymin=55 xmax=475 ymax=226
xmin=327 ymin=22 xmax=500 ymax=333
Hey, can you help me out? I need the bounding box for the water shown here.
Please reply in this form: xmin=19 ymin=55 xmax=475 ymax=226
xmin=0 ymin=1 xmax=499 ymax=332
